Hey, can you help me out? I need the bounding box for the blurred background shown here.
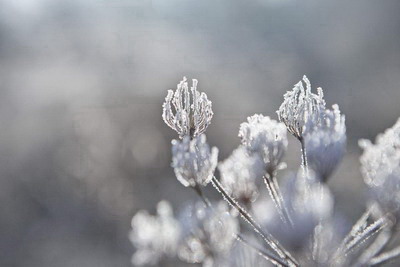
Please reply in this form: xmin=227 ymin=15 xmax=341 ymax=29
xmin=1 ymin=0 xmax=400 ymax=266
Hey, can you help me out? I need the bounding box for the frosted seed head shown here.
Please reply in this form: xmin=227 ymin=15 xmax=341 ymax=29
xmin=171 ymin=134 xmax=218 ymax=187
xmin=162 ymin=77 xmax=213 ymax=139
xmin=178 ymin=201 xmax=239 ymax=265
xmin=277 ymin=76 xmax=326 ymax=140
xmin=304 ymin=104 xmax=347 ymax=181
xmin=359 ymin=118 xmax=400 ymax=216
xmin=130 ymin=200 xmax=181 ymax=266
xmin=239 ymin=114 xmax=288 ymax=174
xmin=218 ymin=146 xmax=264 ymax=203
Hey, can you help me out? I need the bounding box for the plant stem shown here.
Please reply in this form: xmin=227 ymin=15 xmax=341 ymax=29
xmin=210 ymin=176 xmax=298 ymax=266
xmin=235 ymin=234 xmax=289 ymax=267
xmin=264 ymin=172 xmax=293 ymax=227
xmin=369 ymin=245 xmax=400 ymax=265
xmin=193 ymin=184 xmax=211 ymax=207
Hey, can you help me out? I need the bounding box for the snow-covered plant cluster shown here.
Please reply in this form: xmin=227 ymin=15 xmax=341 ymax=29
xmin=130 ymin=76 xmax=400 ymax=266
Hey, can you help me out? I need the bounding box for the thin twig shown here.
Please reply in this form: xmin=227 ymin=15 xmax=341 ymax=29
xmin=369 ymin=245 xmax=400 ymax=265
xmin=235 ymin=234 xmax=289 ymax=267
xmin=210 ymin=176 xmax=299 ymax=266
xmin=357 ymin=225 xmax=392 ymax=265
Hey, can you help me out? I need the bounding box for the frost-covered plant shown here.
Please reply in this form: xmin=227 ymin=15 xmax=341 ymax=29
xmin=304 ymin=104 xmax=346 ymax=181
xmin=162 ymin=77 xmax=213 ymax=139
xmin=218 ymin=146 xmax=264 ymax=204
xmin=171 ymin=134 xmax=218 ymax=188
xmin=130 ymin=76 xmax=400 ymax=267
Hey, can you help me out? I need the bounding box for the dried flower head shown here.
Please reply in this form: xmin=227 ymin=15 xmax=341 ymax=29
xmin=277 ymin=76 xmax=326 ymax=140
xmin=171 ymin=134 xmax=218 ymax=187
xmin=304 ymin=104 xmax=346 ymax=181
xmin=218 ymin=146 xmax=264 ymax=204
xmin=239 ymin=114 xmax=288 ymax=174
xmin=359 ymin=118 xmax=400 ymax=216
xmin=130 ymin=201 xmax=181 ymax=266
xmin=162 ymin=77 xmax=213 ymax=139
xmin=178 ymin=201 xmax=239 ymax=266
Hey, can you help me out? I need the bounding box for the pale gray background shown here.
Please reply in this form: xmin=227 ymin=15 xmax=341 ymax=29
xmin=1 ymin=0 xmax=400 ymax=266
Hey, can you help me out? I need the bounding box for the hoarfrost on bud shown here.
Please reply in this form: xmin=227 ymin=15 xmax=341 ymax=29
xmin=218 ymin=146 xmax=264 ymax=204
xmin=239 ymin=114 xmax=288 ymax=174
xmin=130 ymin=201 xmax=181 ymax=266
xmin=277 ymin=75 xmax=326 ymax=140
xmin=178 ymin=201 xmax=239 ymax=265
xmin=162 ymin=77 xmax=213 ymax=139
xmin=359 ymin=118 xmax=400 ymax=216
xmin=304 ymin=104 xmax=346 ymax=181
xmin=172 ymin=134 xmax=218 ymax=187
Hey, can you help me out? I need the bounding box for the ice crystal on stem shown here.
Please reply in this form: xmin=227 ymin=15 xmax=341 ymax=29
xmin=277 ymin=76 xmax=326 ymax=140
xmin=218 ymin=146 xmax=264 ymax=204
xmin=239 ymin=114 xmax=288 ymax=174
xmin=162 ymin=77 xmax=213 ymax=139
xmin=129 ymin=201 xmax=181 ymax=266
xmin=359 ymin=118 xmax=400 ymax=217
xmin=178 ymin=201 xmax=239 ymax=266
xmin=304 ymin=104 xmax=346 ymax=181
xmin=172 ymin=134 xmax=218 ymax=188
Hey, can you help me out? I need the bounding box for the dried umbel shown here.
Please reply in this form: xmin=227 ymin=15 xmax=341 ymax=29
xmin=162 ymin=77 xmax=213 ymax=139
xmin=178 ymin=201 xmax=239 ymax=266
xmin=239 ymin=114 xmax=288 ymax=174
xmin=304 ymin=104 xmax=346 ymax=181
xmin=277 ymin=76 xmax=326 ymax=140
xmin=359 ymin=118 xmax=400 ymax=216
xmin=129 ymin=201 xmax=181 ymax=266
xmin=171 ymin=134 xmax=218 ymax=188
xmin=218 ymin=146 xmax=264 ymax=204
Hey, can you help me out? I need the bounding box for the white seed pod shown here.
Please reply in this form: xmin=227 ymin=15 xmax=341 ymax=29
xmin=359 ymin=118 xmax=400 ymax=216
xmin=171 ymin=134 xmax=218 ymax=187
xmin=304 ymin=104 xmax=346 ymax=181
xmin=277 ymin=76 xmax=326 ymax=140
xmin=178 ymin=201 xmax=239 ymax=265
xmin=129 ymin=201 xmax=181 ymax=266
xmin=162 ymin=77 xmax=213 ymax=139
xmin=239 ymin=114 xmax=288 ymax=174
xmin=218 ymin=146 xmax=264 ymax=203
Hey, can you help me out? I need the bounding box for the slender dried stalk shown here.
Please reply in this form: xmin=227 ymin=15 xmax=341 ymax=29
xmin=210 ymin=176 xmax=299 ymax=266
xmin=370 ymin=245 xmax=400 ymax=265
xmin=357 ymin=225 xmax=392 ymax=265
xmin=235 ymin=234 xmax=289 ymax=266
xmin=264 ymin=172 xmax=293 ymax=227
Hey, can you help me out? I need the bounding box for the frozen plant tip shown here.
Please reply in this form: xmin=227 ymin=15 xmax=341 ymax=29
xmin=129 ymin=201 xmax=181 ymax=266
xmin=162 ymin=77 xmax=213 ymax=139
xmin=178 ymin=201 xmax=239 ymax=266
xmin=218 ymin=146 xmax=264 ymax=204
xmin=304 ymin=104 xmax=346 ymax=181
xmin=239 ymin=114 xmax=288 ymax=174
xmin=359 ymin=118 xmax=400 ymax=217
xmin=277 ymin=76 xmax=326 ymax=140
xmin=172 ymin=134 xmax=218 ymax=188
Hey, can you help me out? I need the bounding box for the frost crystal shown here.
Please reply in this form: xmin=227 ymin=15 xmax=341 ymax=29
xmin=130 ymin=201 xmax=181 ymax=266
xmin=218 ymin=146 xmax=264 ymax=204
xmin=178 ymin=201 xmax=239 ymax=265
xmin=304 ymin=104 xmax=346 ymax=181
xmin=171 ymin=134 xmax=218 ymax=187
xmin=359 ymin=118 xmax=400 ymax=216
xmin=162 ymin=77 xmax=214 ymax=139
xmin=277 ymin=76 xmax=326 ymax=140
xmin=239 ymin=114 xmax=288 ymax=174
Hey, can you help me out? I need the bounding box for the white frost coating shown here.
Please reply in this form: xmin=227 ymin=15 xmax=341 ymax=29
xmin=171 ymin=134 xmax=218 ymax=187
xmin=178 ymin=201 xmax=239 ymax=265
xmin=162 ymin=77 xmax=214 ymax=139
xmin=304 ymin=104 xmax=346 ymax=181
xmin=130 ymin=201 xmax=181 ymax=266
xmin=359 ymin=118 xmax=400 ymax=216
xmin=277 ymin=76 xmax=326 ymax=140
xmin=239 ymin=114 xmax=288 ymax=174
xmin=218 ymin=146 xmax=264 ymax=203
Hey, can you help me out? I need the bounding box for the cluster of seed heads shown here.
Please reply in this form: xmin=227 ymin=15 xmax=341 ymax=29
xmin=130 ymin=76 xmax=400 ymax=267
